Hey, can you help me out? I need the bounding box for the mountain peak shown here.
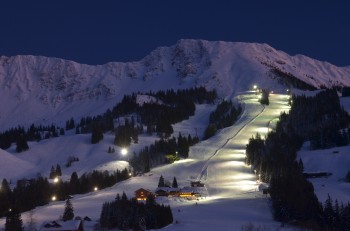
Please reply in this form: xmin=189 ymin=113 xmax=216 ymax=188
xmin=1 ymin=39 xmax=350 ymax=129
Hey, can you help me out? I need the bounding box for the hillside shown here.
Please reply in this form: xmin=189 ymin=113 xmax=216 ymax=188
xmin=0 ymin=92 xmax=287 ymax=231
xmin=1 ymin=39 xmax=350 ymax=130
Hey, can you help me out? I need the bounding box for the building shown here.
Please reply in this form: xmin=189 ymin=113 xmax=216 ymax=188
xmin=155 ymin=188 xmax=169 ymax=197
xmin=40 ymin=220 xmax=84 ymax=231
xmin=135 ymin=188 xmax=153 ymax=201
xmin=190 ymin=180 xmax=204 ymax=187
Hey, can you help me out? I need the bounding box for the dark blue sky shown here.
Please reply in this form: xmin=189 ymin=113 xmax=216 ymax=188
xmin=0 ymin=0 xmax=349 ymax=66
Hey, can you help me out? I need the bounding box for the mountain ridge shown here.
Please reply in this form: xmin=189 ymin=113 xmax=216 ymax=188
xmin=1 ymin=39 xmax=349 ymax=129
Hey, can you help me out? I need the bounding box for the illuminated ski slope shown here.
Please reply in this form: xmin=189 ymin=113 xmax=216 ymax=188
xmin=0 ymin=92 xmax=291 ymax=231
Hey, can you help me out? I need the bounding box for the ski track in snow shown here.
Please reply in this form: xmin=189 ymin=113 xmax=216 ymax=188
xmin=197 ymin=97 xmax=266 ymax=182
xmin=2 ymin=92 xmax=349 ymax=231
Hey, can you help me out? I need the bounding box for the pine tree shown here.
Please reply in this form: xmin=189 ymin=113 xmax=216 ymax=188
xmin=56 ymin=164 xmax=62 ymax=176
xmin=5 ymin=209 xmax=23 ymax=231
xmin=0 ymin=179 xmax=12 ymax=217
xmin=49 ymin=166 xmax=56 ymax=179
xmin=158 ymin=175 xmax=165 ymax=187
xmin=91 ymin=125 xmax=104 ymax=144
xmin=121 ymin=192 xmax=128 ymax=201
xmin=62 ymin=199 xmax=74 ymax=221
xmin=15 ymin=134 xmax=29 ymax=153
xmin=172 ymin=177 xmax=178 ymax=188
xmin=69 ymin=172 xmax=80 ymax=194
xmin=324 ymin=194 xmax=335 ymax=227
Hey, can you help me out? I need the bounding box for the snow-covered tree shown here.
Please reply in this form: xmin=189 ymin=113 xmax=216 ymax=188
xmin=62 ymin=199 xmax=74 ymax=221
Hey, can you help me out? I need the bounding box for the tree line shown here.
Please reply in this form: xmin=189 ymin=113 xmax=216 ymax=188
xmin=0 ymin=168 xmax=131 ymax=218
xmin=288 ymin=89 xmax=350 ymax=150
xmin=0 ymin=87 xmax=217 ymax=151
xmin=0 ymin=124 xmax=64 ymax=151
xmin=245 ymin=89 xmax=350 ymax=230
xmin=204 ymin=100 xmax=242 ymax=139
xmin=4 ymin=196 xmax=77 ymax=231
xmin=100 ymin=192 xmax=173 ymax=230
xmin=129 ymin=133 xmax=199 ymax=173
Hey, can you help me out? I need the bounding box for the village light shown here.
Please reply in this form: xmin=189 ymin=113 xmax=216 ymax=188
xmin=253 ymin=85 xmax=257 ymax=90
xmin=121 ymin=148 xmax=128 ymax=156
xmin=53 ymin=177 xmax=59 ymax=183
xmin=52 ymin=196 xmax=56 ymax=201
xmin=94 ymin=187 xmax=98 ymax=191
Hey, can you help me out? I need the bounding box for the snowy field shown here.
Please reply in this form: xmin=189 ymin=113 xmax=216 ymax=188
xmin=1 ymin=92 xmax=331 ymax=231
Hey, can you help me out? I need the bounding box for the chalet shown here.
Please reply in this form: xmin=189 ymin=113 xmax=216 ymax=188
xmin=168 ymin=188 xmax=180 ymax=197
xmin=40 ymin=220 xmax=84 ymax=231
xmin=190 ymin=180 xmax=204 ymax=187
xmin=135 ymin=188 xmax=154 ymax=201
xmin=179 ymin=189 xmax=193 ymax=198
xmin=155 ymin=188 xmax=169 ymax=197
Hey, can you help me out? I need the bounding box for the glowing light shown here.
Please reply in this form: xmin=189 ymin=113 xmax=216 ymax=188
xmin=253 ymin=85 xmax=257 ymax=90
xmin=255 ymin=127 xmax=269 ymax=134
xmin=53 ymin=177 xmax=59 ymax=183
xmin=121 ymin=148 xmax=128 ymax=156
xmin=52 ymin=196 xmax=56 ymax=201
xmin=231 ymin=173 xmax=255 ymax=180
xmin=94 ymin=187 xmax=98 ymax=191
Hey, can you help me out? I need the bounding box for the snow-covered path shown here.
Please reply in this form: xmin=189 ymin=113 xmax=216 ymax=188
xmin=149 ymin=93 xmax=291 ymax=230
xmin=0 ymin=92 xmax=291 ymax=231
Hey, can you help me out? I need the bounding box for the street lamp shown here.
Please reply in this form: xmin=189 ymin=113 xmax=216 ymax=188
xmin=94 ymin=187 xmax=98 ymax=191
xmin=53 ymin=177 xmax=59 ymax=183
xmin=52 ymin=196 xmax=56 ymax=201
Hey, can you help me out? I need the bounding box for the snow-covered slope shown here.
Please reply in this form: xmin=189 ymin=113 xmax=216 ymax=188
xmin=1 ymin=39 xmax=350 ymax=129
xmin=0 ymin=148 xmax=35 ymax=180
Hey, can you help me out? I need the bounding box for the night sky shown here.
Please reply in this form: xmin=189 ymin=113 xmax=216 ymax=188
xmin=0 ymin=0 xmax=349 ymax=66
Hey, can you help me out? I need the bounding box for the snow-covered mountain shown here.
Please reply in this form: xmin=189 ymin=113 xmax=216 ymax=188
xmin=1 ymin=39 xmax=350 ymax=129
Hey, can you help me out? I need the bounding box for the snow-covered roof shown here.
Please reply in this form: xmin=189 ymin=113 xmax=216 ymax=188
xmin=40 ymin=220 xmax=82 ymax=231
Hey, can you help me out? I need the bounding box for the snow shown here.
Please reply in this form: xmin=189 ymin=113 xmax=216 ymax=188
xmin=298 ymin=146 xmax=350 ymax=204
xmin=295 ymin=96 xmax=350 ymax=205
xmin=0 ymin=92 xmax=293 ymax=231
xmin=1 ymin=39 xmax=350 ymax=230
xmin=1 ymin=39 xmax=350 ymax=130
xmin=0 ymin=149 xmax=35 ymax=180
xmin=136 ymin=94 xmax=161 ymax=106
